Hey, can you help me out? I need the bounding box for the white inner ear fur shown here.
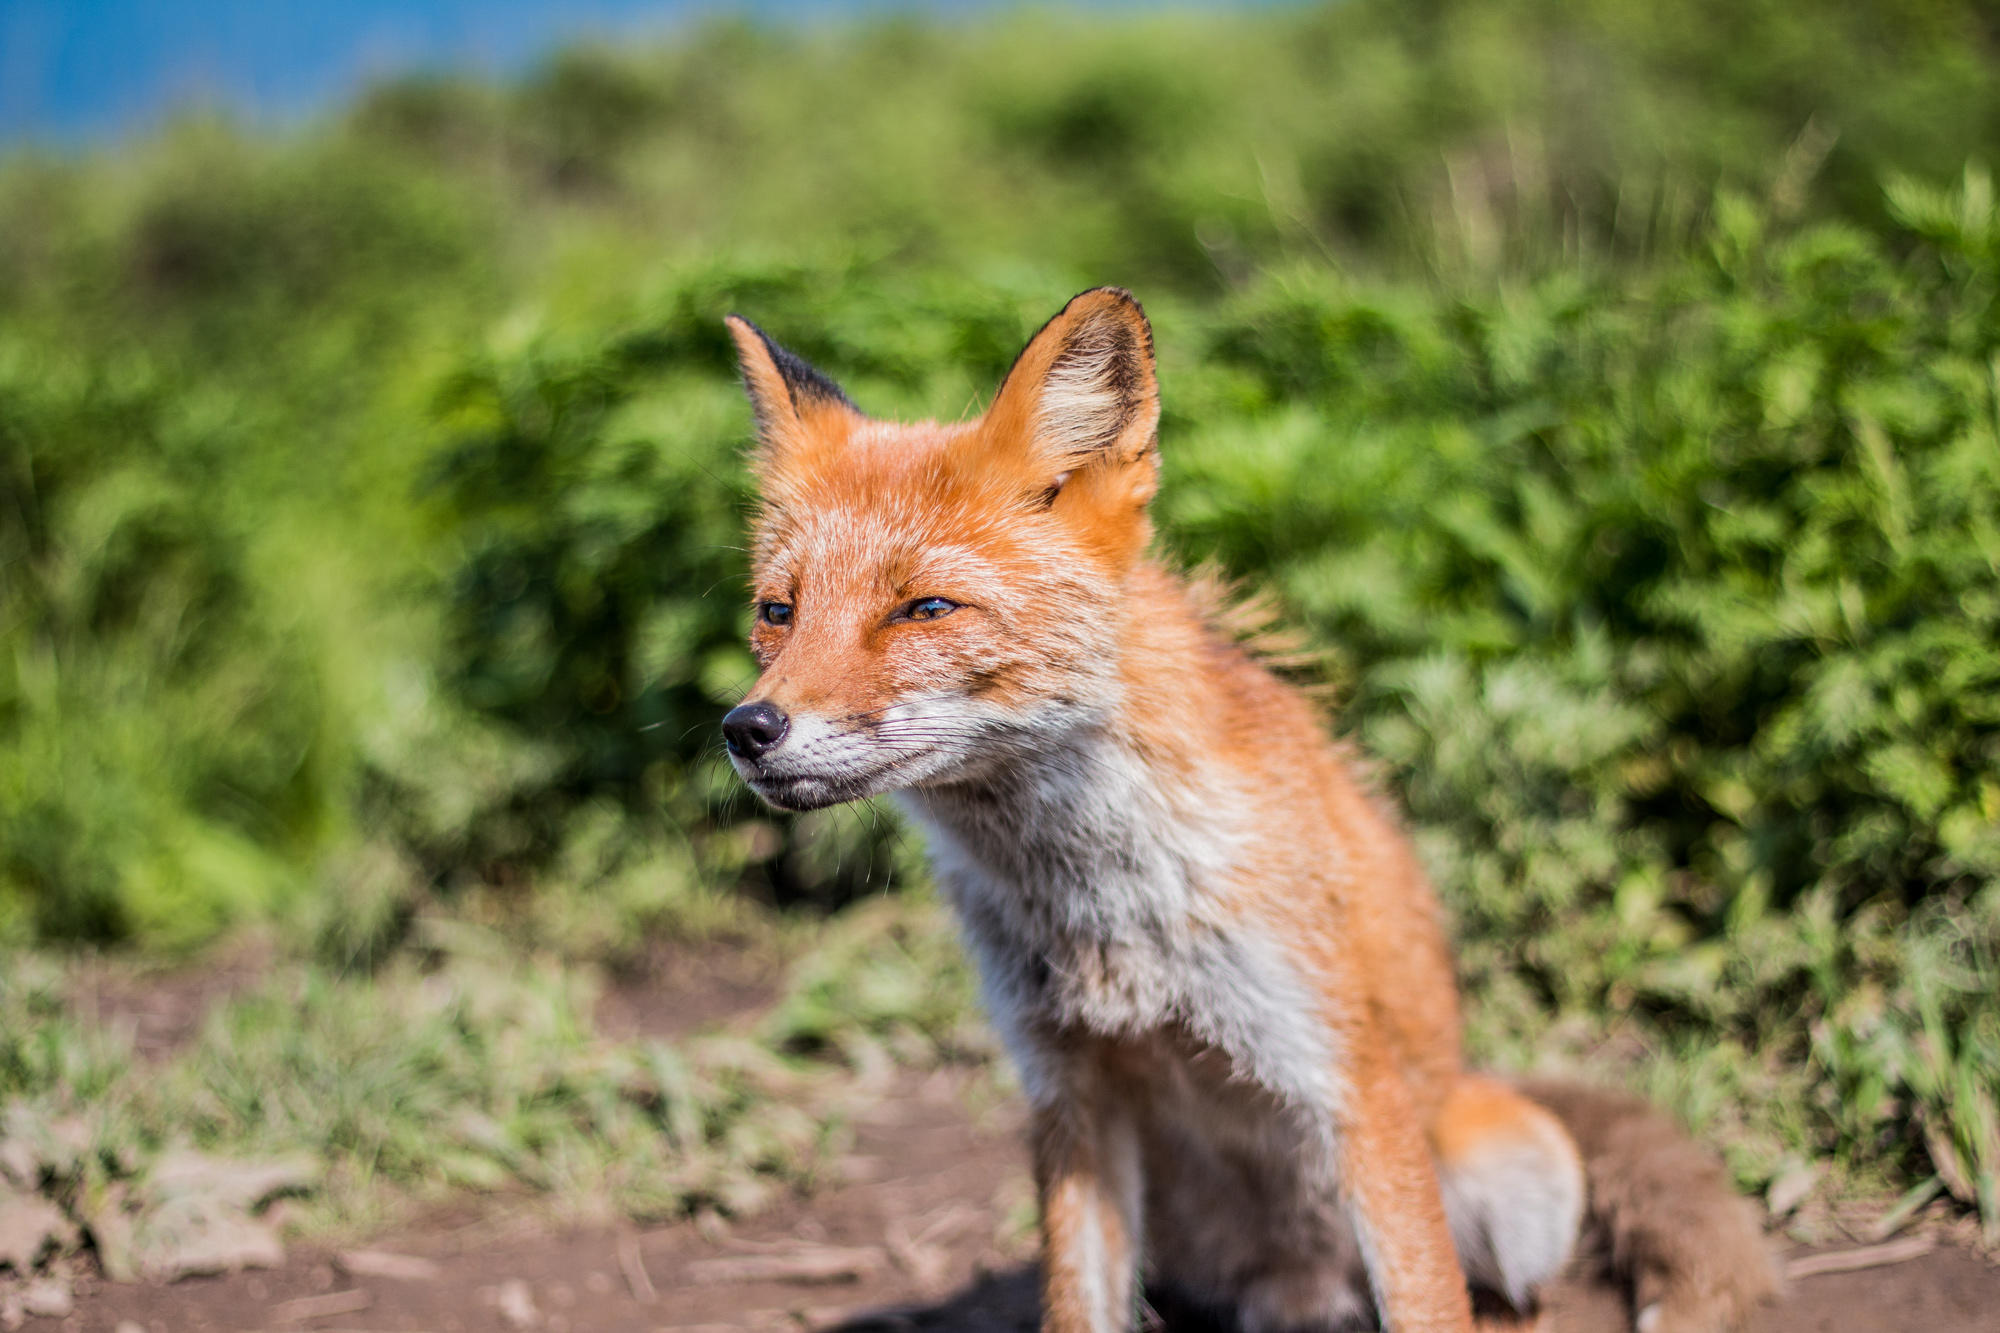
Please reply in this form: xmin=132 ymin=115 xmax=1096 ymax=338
xmin=1036 ymin=319 xmax=1141 ymax=463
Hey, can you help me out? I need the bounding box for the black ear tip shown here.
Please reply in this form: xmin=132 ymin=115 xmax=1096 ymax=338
xmin=728 ymin=317 xmax=856 ymax=413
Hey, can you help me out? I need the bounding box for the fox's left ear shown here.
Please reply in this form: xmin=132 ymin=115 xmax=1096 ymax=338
xmin=725 ymin=315 xmax=860 ymax=480
xmin=980 ymin=287 xmax=1161 ymax=517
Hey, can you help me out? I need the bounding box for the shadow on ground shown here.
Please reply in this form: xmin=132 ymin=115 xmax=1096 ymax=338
xmin=821 ymin=1268 xmax=1248 ymax=1333
xmin=823 ymin=1247 xmax=2000 ymax=1333
xmin=822 ymin=1266 xmax=1035 ymax=1332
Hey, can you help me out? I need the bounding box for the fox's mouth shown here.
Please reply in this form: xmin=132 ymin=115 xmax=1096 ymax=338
xmin=733 ymin=756 xmax=919 ymax=811
xmin=740 ymin=770 xmax=875 ymax=812
xmin=725 ymin=701 xmax=991 ymax=810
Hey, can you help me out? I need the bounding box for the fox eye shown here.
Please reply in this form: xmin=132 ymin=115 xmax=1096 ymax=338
xmin=757 ymin=601 xmax=793 ymax=627
xmin=903 ymin=597 xmax=960 ymax=622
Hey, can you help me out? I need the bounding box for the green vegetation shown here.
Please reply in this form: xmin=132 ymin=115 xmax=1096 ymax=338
xmin=2 ymin=0 xmax=1997 ymax=1240
xmin=0 ymin=903 xmax=979 ymax=1252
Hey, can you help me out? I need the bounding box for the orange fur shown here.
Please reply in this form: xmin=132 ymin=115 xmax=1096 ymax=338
xmin=721 ymin=290 xmax=1775 ymax=1333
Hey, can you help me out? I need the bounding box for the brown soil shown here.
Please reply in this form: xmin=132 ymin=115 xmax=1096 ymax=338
xmin=50 ymin=1068 xmax=2000 ymax=1333
xmin=36 ymin=943 xmax=2000 ymax=1333
xmin=593 ymin=938 xmax=782 ymax=1045
xmin=64 ymin=935 xmax=276 ymax=1062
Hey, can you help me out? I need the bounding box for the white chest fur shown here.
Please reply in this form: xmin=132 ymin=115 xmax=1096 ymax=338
xmin=897 ymin=732 xmax=1341 ymax=1114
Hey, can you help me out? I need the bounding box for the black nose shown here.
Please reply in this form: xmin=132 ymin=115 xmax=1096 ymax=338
xmin=722 ymin=701 xmax=790 ymax=759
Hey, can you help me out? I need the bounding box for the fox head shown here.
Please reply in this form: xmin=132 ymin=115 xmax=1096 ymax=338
xmin=721 ymin=287 xmax=1162 ymax=811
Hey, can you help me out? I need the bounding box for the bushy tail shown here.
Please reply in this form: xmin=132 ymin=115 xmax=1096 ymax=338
xmin=1517 ymin=1080 xmax=1780 ymax=1333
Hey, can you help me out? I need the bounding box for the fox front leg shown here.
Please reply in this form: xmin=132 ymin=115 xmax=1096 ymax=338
xmin=1030 ymin=1093 xmax=1144 ymax=1333
xmin=1337 ymin=1050 xmax=1477 ymax=1333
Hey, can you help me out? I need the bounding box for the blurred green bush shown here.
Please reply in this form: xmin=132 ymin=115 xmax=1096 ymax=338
xmin=2 ymin=0 xmax=1997 ymax=1224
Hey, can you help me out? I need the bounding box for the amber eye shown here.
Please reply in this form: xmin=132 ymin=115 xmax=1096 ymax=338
xmin=904 ymin=597 xmax=960 ymax=622
xmin=758 ymin=601 xmax=793 ymax=627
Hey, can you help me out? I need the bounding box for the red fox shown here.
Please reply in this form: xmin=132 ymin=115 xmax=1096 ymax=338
xmin=721 ymin=289 xmax=1777 ymax=1332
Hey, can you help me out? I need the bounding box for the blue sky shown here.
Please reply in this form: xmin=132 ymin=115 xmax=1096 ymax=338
xmin=0 ymin=0 xmax=1020 ymax=143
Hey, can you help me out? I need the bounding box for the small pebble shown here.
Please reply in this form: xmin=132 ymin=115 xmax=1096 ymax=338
xmin=494 ymin=1278 xmax=539 ymax=1330
xmin=20 ymin=1281 xmax=72 ymax=1319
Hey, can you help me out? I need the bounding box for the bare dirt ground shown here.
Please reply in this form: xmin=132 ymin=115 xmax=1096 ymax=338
xmin=35 ymin=947 xmax=2000 ymax=1333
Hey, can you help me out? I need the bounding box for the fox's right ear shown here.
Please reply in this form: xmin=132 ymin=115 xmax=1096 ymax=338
xmin=725 ymin=316 xmax=860 ymax=477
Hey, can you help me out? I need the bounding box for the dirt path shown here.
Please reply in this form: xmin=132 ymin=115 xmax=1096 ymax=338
xmin=64 ymin=1064 xmax=1033 ymax=1333
xmin=33 ymin=945 xmax=2000 ymax=1332
xmin=52 ymin=1060 xmax=2000 ymax=1333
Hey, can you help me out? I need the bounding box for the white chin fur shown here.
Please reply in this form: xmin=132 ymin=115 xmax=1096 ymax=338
xmin=731 ymin=697 xmax=1047 ymax=809
xmin=742 ymin=772 xmax=866 ymax=812
xmin=730 ymin=709 xmax=947 ymax=809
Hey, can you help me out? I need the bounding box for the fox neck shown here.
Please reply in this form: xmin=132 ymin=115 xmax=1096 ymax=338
xmin=893 ymin=567 xmax=1252 ymax=950
xmin=890 ymin=571 xmax=1346 ymax=1109
xmin=899 ymin=722 xmax=1226 ymax=937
